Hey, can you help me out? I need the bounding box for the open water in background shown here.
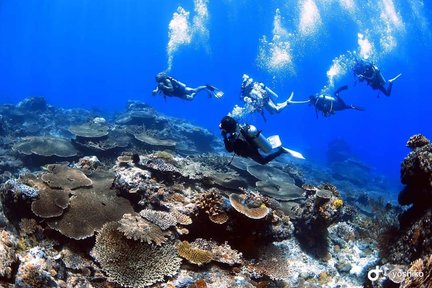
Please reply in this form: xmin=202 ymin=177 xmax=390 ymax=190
xmin=1 ymin=0 xmax=431 ymax=200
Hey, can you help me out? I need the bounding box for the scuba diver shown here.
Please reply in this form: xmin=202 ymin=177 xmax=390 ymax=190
xmin=309 ymin=85 xmax=364 ymax=117
xmin=353 ymin=58 xmax=402 ymax=96
xmin=234 ymin=74 xmax=309 ymax=120
xmin=219 ymin=116 xmax=305 ymax=165
xmin=152 ymin=72 xmax=224 ymax=100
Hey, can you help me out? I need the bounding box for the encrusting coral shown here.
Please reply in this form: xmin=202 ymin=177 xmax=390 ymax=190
xmin=176 ymin=241 xmax=213 ymax=266
xmin=191 ymin=238 xmax=242 ymax=266
xmin=92 ymin=222 xmax=181 ymax=288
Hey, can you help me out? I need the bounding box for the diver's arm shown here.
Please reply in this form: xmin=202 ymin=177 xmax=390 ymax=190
xmin=159 ymin=79 xmax=175 ymax=93
xmin=334 ymin=85 xmax=348 ymax=96
xmin=223 ymin=137 xmax=235 ymax=152
xmin=152 ymin=86 xmax=159 ymax=95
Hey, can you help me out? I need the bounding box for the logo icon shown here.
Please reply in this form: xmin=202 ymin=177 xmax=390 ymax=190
xmin=367 ymin=266 xmax=384 ymax=282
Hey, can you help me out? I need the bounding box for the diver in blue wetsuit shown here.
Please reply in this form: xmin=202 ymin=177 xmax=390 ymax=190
xmin=353 ymin=59 xmax=401 ymax=96
xmin=219 ymin=116 xmax=305 ymax=165
xmin=152 ymin=72 xmax=223 ymax=100
xmin=310 ymin=85 xmax=364 ymax=117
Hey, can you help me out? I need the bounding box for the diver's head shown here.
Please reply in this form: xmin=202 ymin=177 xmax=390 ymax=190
xmin=156 ymin=72 xmax=168 ymax=82
xmin=219 ymin=116 xmax=238 ymax=134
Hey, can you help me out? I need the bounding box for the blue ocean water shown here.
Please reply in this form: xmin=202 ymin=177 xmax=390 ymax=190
xmin=0 ymin=0 xmax=431 ymax=199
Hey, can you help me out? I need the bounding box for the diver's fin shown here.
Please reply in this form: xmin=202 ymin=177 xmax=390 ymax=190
xmin=288 ymin=91 xmax=294 ymax=102
xmin=388 ymin=73 xmax=402 ymax=83
xmin=206 ymin=85 xmax=224 ymax=98
xmin=206 ymin=84 xmax=216 ymax=91
xmin=286 ymin=91 xmax=310 ymax=104
xmin=350 ymin=105 xmax=365 ymax=111
xmin=282 ymin=147 xmax=305 ymax=159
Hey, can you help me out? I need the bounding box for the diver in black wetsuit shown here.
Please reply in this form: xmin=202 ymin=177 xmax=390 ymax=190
xmin=219 ymin=116 xmax=305 ymax=165
xmin=309 ymin=85 xmax=364 ymax=117
xmin=353 ymin=59 xmax=401 ymax=96
xmin=152 ymin=72 xmax=223 ymax=100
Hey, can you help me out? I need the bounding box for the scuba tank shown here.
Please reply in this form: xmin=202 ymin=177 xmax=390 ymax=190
xmin=244 ymin=125 xmax=273 ymax=153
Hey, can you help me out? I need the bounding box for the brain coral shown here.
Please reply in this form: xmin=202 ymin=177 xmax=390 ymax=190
xmin=91 ymin=222 xmax=181 ymax=288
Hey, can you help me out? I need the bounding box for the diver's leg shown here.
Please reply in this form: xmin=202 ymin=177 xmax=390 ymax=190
xmin=250 ymin=147 xmax=285 ymax=165
xmin=378 ymin=85 xmax=391 ymax=96
xmin=192 ymin=86 xmax=213 ymax=98
xmin=265 ymin=100 xmax=284 ymax=113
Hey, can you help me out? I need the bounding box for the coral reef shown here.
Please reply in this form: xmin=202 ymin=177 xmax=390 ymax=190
xmin=15 ymin=247 xmax=58 ymax=288
xmin=139 ymin=209 xmax=177 ymax=230
xmin=68 ymin=120 xmax=109 ymax=138
xmin=195 ymin=188 xmax=229 ymax=224
xmin=400 ymin=254 xmax=432 ymax=288
xmin=291 ymin=183 xmax=344 ymax=259
xmin=12 ymin=136 xmax=78 ymax=158
xmin=41 ymin=164 xmax=93 ymax=190
xmin=386 ymin=209 xmax=432 ymax=264
xmin=191 ymin=238 xmax=242 ymax=266
xmin=399 ymin=134 xmax=432 ymax=227
xmin=245 ymin=243 xmax=290 ymax=280
xmin=46 ymin=170 xmax=134 ymax=239
xmin=229 ymin=193 xmax=270 ymax=220
xmin=176 ymin=241 xmax=213 ymax=266
xmin=0 ymin=98 xmax=417 ymax=287
xmin=117 ymin=213 xmax=169 ymax=245
xmin=92 ymin=222 xmax=181 ymax=287
xmin=0 ymin=230 xmax=17 ymax=279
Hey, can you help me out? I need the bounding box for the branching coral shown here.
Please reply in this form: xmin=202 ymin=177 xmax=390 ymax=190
xmin=19 ymin=218 xmax=39 ymax=235
xmin=246 ymin=244 xmax=290 ymax=280
xmin=92 ymin=222 xmax=181 ymax=288
xmin=170 ymin=209 xmax=192 ymax=225
xmin=118 ymin=213 xmax=169 ymax=246
xmin=195 ymin=188 xmax=229 ymax=224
